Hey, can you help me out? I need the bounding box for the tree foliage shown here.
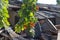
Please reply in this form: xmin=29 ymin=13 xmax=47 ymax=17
xmin=15 ymin=0 xmax=37 ymax=33
xmin=0 ymin=0 xmax=10 ymax=28
xmin=0 ymin=0 xmax=37 ymax=36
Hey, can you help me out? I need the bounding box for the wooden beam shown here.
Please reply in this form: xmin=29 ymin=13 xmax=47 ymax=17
xmin=57 ymin=30 xmax=60 ymax=40
xmin=55 ymin=25 xmax=60 ymax=40
xmin=9 ymin=4 xmax=20 ymax=9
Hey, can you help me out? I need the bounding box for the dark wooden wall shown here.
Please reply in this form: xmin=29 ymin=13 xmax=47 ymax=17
xmin=8 ymin=8 xmax=19 ymax=27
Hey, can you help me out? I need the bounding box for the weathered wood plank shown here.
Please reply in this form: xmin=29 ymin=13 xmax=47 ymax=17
xmin=55 ymin=25 xmax=60 ymax=29
xmin=57 ymin=30 xmax=60 ymax=40
xmin=55 ymin=25 xmax=60 ymax=40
